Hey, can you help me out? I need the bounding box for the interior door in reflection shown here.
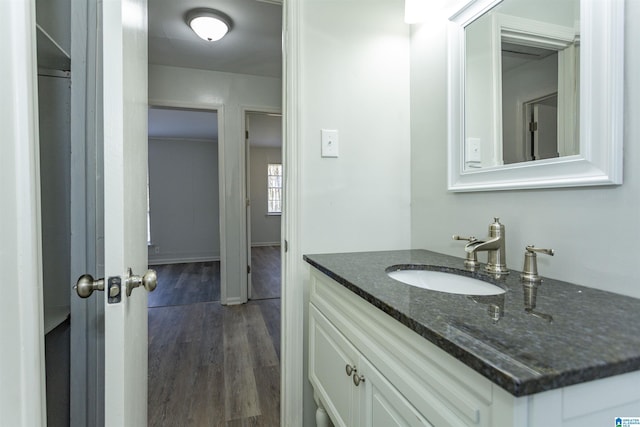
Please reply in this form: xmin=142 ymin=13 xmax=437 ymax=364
xmin=525 ymin=94 xmax=559 ymax=161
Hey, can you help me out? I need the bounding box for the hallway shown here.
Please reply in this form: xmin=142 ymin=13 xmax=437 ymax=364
xmin=148 ymin=246 xmax=281 ymax=426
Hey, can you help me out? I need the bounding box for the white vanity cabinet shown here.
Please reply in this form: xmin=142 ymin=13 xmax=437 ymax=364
xmin=309 ymin=270 xmax=498 ymax=427
xmin=308 ymin=267 xmax=640 ymax=427
xmin=310 ymin=304 xmax=431 ymax=427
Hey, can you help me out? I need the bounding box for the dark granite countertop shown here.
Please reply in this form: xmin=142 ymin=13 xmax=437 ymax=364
xmin=303 ymin=249 xmax=640 ymax=397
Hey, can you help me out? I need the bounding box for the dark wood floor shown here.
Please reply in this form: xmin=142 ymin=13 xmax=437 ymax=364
xmin=250 ymin=246 xmax=281 ymax=300
xmin=149 ymin=246 xmax=281 ymax=307
xmin=148 ymin=261 xmax=221 ymax=308
xmin=148 ymin=246 xmax=281 ymax=426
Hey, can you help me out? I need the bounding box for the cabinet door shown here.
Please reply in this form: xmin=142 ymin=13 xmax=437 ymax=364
xmin=309 ymin=304 xmax=360 ymax=427
xmin=359 ymin=357 xmax=434 ymax=427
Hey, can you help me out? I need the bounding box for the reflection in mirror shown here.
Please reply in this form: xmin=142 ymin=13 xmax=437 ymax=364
xmin=448 ymin=0 xmax=624 ymax=191
xmin=503 ymin=46 xmax=559 ymax=164
xmin=464 ymin=0 xmax=580 ymax=170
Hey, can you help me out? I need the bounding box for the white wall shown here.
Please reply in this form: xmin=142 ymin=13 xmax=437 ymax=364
xmin=249 ymin=147 xmax=281 ymax=246
xmin=297 ymin=0 xmax=412 ymax=423
xmin=410 ymin=1 xmax=640 ymax=299
xmin=148 ymin=65 xmax=281 ymax=303
xmin=147 ymin=137 xmax=219 ymax=264
xmin=465 ymin=12 xmax=500 ymax=167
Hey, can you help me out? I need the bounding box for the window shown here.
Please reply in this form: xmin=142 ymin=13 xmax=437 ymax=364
xmin=267 ymin=163 xmax=282 ymax=214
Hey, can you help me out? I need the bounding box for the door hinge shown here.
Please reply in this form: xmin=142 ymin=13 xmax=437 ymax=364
xmin=529 ymin=121 xmax=538 ymax=132
xmin=247 ymin=265 xmax=251 ymax=274
xmin=246 ymin=198 xmax=251 ymax=207
xmin=246 ymin=130 xmax=249 ymax=139
xmin=284 ymin=240 xmax=288 ymax=252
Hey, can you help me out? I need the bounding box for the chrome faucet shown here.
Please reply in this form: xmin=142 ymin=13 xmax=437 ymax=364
xmin=464 ymin=218 xmax=508 ymax=275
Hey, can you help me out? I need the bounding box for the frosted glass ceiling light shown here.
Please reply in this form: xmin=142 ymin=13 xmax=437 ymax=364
xmin=187 ymin=9 xmax=231 ymax=42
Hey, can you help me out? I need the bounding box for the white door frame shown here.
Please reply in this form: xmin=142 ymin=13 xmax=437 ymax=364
xmin=281 ymin=0 xmax=304 ymax=424
xmin=0 ymin=1 xmax=47 ymax=425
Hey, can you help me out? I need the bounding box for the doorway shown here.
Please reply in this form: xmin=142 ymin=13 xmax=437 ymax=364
xmin=523 ymin=93 xmax=559 ymax=161
xmin=146 ymin=107 xmax=221 ymax=270
xmin=146 ymin=106 xmax=282 ymax=424
xmin=245 ymin=111 xmax=283 ymax=301
xmin=146 ymin=105 xmax=221 ymax=307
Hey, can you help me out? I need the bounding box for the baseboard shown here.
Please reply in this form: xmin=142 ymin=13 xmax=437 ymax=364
xmin=148 ymin=255 xmax=221 ymax=266
xmin=223 ymin=297 xmax=245 ymax=306
xmin=251 ymin=242 xmax=281 ymax=248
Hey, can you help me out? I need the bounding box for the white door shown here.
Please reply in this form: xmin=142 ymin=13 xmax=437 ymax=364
xmin=533 ymin=103 xmax=559 ymax=161
xmin=6 ymin=0 xmax=148 ymax=423
xmin=101 ymin=0 xmax=150 ymax=424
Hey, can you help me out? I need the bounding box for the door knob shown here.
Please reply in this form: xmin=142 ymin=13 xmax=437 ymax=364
xmin=125 ymin=268 xmax=158 ymax=296
xmin=74 ymin=274 xmax=105 ymax=298
xmin=345 ymin=364 xmax=355 ymax=377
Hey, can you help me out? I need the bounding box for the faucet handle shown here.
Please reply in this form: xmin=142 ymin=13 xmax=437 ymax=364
xmin=521 ymin=245 xmax=554 ymax=283
xmin=526 ymin=245 xmax=554 ymax=256
xmin=452 ymin=235 xmax=476 ymax=242
xmin=452 ymin=235 xmax=481 ymax=270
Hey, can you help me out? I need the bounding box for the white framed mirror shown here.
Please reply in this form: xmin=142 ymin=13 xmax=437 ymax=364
xmin=447 ymin=0 xmax=624 ymax=191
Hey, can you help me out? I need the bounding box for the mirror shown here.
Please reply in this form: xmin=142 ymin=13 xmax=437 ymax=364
xmin=447 ymin=0 xmax=624 ymax=191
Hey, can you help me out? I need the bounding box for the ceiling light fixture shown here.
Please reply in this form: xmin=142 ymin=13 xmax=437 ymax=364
xmin=186 ymin=9 xmax=232 ymax=42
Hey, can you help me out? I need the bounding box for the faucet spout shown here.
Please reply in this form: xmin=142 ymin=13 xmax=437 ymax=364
xmin=464 ymin=237 xmax=501 ymax=254
xmin=467 ymin=218 xmax=509 ymax=275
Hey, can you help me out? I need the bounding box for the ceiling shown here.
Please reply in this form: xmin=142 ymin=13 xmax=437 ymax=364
xmin=147 ymin=0 xmax=282 ymax=144
xmin=148 ymin=0 xmax=283 ymax=78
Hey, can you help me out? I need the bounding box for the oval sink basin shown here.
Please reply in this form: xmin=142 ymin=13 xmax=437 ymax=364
xmin=387 ymin=268 xmax=505 ymax=296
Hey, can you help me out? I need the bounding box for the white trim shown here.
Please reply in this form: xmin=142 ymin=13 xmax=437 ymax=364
xmin=281 ymin=0 xmax=304 ymax=425
xmin=251 ymin=242 xmax=281 ymax=248
xmin=497 ymin=14 xmax=577 ymax=48
xmin=148 ymin=255 xmax=221 ymax=266
xmin=0 ymin=1 xmax=47 ymax=425
xmin=447 ymin=0 xmax=624 ymax=191
xmin=224 ymin=296 xmax=246 ymax=306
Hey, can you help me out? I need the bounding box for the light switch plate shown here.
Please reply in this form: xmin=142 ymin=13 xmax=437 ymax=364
xmin=466 ymin=137 xmax=481 ymax=163
xmin=321 ymin=129 xmax=339 ymax=158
